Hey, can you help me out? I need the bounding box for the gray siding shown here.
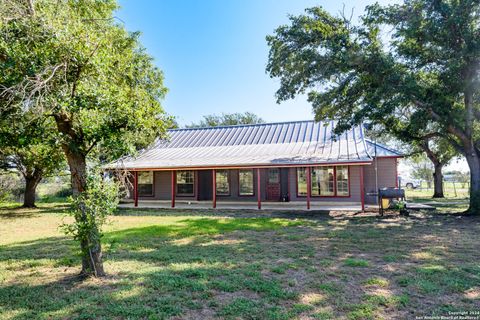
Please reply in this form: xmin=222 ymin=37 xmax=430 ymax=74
xmin=363 ymin=158 xmax=398 ymax=204
xmin=154 ymin=171 xmax=171 ymax=200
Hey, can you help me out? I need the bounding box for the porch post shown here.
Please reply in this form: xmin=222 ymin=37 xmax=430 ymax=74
xmin=306 ymin=167 xmax=311 ymax=210
xmin=360 ymin=166 xmax=365 ymax=211
xmin=395 ymin=159 xmax=399 ymax=188
xmin=171 ymin=170 xmax=175 ymax=208
xmin=212 ymin=169 xmax=217 ymax=208
xmin=257 ymin=168 xmax=261 ymax=210
xmin=134 ymin=171 xmax=138 ymax=207
xmin=195 ymin=170 xmax=199 ymax=201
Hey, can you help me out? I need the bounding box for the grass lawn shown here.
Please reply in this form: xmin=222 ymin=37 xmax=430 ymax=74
xmin=406 ymin=188 xmax=470 ymax=213
xmin=1 ymin=202 xmax=479 ymax=319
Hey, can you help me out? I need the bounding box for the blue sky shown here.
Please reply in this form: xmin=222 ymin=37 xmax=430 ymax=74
xmin=116 ymin=0 xmax=391 ymax=127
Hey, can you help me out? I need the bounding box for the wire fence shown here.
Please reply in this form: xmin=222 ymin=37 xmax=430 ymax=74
xmin=405 ymin=181 xmax=470 ymax=199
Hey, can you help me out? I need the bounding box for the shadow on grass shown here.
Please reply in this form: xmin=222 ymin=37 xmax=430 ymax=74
xmin=0 ymin=218 xmax=306 ymax=319
xmin=0 ymin=202 xmax=70 ymax=220
xmin=108 ymin=217 xmax=305 ymax=240
xmin=116 ymin=207 xmax=339 ymax=221
xmin=1 ymin=209 xmax=479 ymax=319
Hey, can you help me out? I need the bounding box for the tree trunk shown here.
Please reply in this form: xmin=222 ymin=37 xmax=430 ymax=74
xmin=22 ymin=171 xmax=42 ymax=208
xmin=465 ymin=148 xmax=480 ymax=215
xmin=65 ymin=150 xmax=106 ymax=277
xmin=432 ymin=164 xmax=444 ymax=198
xmin=55 ymin=112 xmax=106 ymax=277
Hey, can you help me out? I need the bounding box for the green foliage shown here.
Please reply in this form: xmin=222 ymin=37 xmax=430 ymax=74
xmin=389 ymin=200 xmax=406 ymax=210
xmin=62 ymin=171 xmax=119 ymax=256
xmin=0 ymin=107 xmax=65 ymax=207
xmin=410 ymin=154 xmax=434 ymax=184
xmin=1 ymin=0 xmax=172 ymax=273
xmin=0 ymin=172 xmax=23 ymax=202
xmin=0 ymin=0 xmax=172 ymax=161
xmin=451 ymin=171 xmax=470 ymax=188
xmin=266 ymin=0 xmax=480 ymax=212
xmin=186 ymin=112 xmax=265 ymax=128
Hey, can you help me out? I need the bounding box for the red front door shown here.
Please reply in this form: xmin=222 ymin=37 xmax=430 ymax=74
xmin=266 ymin=168 xmax=281 ymax=201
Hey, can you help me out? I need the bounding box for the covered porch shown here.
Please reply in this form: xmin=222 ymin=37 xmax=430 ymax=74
xmin=128 ymin=165 xmax=367 ymax=211
xmin=120 ymin=199 xmax=363 ymax=211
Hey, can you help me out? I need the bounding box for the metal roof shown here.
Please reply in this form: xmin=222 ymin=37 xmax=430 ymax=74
xmin=111 ymin=120 xmax=401 ymax=170
xmin=366 ymin=140 xmax=403 ymax=157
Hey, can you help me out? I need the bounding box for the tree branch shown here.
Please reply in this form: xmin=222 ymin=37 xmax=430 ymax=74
xmin=421 ymin=138 xmax=440 ymax=166
xmin=428 ymin=107 xmax=471 ymax=146
xmin=85 ymin=140 xmax=97 ymax=155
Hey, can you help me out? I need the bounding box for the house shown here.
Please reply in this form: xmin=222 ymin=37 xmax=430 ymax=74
xmin=113 ymin=120 xmax=402 ymax=210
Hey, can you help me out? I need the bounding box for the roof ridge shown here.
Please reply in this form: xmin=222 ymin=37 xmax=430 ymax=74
xmin=169 ymin=119 xmax=328 ymax=132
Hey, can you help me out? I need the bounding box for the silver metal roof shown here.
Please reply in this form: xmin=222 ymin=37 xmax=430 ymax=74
xmin=112 ymin=120 xmax=401 ymax=170
xmin=366 ymin=140 xmax=403 ymax=157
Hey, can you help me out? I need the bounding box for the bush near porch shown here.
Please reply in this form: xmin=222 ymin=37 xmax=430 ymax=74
xmin=0 ymin=202 xmax=479 ymax=320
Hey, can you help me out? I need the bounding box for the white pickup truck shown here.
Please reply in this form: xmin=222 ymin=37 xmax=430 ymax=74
xmin=398 ymin=176 xmax=422 ymax=189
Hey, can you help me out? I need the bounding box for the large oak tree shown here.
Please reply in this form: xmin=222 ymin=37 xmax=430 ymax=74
xmin=0 ymin=112 xmax=64 ymax=207
xmin=266 ymin=0 xmax=480 ymax=214
xmin=1 ymin=0 xmax=170 ymax=276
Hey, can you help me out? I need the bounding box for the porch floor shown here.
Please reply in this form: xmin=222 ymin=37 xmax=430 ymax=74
xmin=119 ymin=200 xmax=363 ymax=211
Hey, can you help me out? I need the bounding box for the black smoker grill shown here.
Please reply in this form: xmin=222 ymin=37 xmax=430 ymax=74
xmin=378 ymin=187 xmax=406 ymax=216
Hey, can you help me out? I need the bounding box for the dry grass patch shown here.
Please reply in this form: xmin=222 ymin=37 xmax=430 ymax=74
xmin=0 ymin=203 xmax=479 ymax=319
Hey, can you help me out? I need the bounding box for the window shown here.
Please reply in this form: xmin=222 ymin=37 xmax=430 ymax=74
xmin=336 ymin=166 xmax=349 ymax=196
xmin=268 ymin=168 xmax=280 ymax=183
xmin=239 ymin=169 xmax=254 ymax=195
xmin=138 ymin=171 xmax=153 ymax=196
xmin=297 ymin=166 xmax=349 ymax=197
xmin=297 ymin=168 xmax=307 ymax=196
xmin=216 ymin=170 xmax=230 ymax=195
xmin=312 ymin=166 xmax=335 ymax=196
xmin=177 ymin=171 xmax=194 ymax=195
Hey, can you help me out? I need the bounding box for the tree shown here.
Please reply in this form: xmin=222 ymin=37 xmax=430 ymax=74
xmin=418 ymin=137 xmax=456 ymax=198
xmin=0 ymin=113 xmax=64 ymax=207
xmin=366 ymin=125 xmax=455 ymax=197
xmin=455 ymin=171 xmax=470 ymax=189
xmin=266 ymin=1 xmax=480 ymax=214
xmin=0 ymin=0 xmax=171 ymax=276
xmin=409 ymin=154 xmax=434 ymax=188
xmin=186 ymin=112 xmax=265 ymax=128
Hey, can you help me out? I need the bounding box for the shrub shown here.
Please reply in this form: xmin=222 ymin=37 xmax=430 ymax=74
xmin=0 ymin=173 xmax=24 ymax=202
xmin=54 ymin=187 xmax=73 ymax=198
xmin=61 ymin=171 xmax=120 ymax=276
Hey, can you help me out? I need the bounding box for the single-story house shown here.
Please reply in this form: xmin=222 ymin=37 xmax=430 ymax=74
xmin=112 ymin=120 xmax=402 ymax=210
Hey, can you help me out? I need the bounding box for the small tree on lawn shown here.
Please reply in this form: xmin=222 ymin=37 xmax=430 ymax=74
xmin=456 ymin=171 xmax=470 ymax=189
xmin=0 ymin=0 xmax=171 ymax=276
xmin=410 ymin=155 xmax=434 ymax=189
xmin=266 ymin=1 xmax=480 ymax=214
xmin=62 ymin=169 xmax=119 ymax=277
